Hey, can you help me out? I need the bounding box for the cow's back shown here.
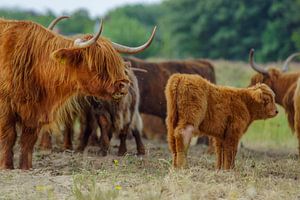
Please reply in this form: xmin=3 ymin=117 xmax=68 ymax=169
xmin=123 ymin=57 xmax=215 ymax=119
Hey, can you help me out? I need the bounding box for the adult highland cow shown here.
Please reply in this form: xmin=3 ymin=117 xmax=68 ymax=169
xmin=0 ymin=18 xmax=155 ymax=169
xmin=249 ymin=49 xmax=300 ymax=155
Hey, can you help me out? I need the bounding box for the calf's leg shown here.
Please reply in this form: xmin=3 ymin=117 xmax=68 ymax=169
xmin=223 ymin=138 xmax=238 ymax=170
xmin=98 ymin=115 xmax=111 ymax=156
xmin=118 ymin=126 xmax=129 ymax=156
xmin=132 ymin=129 xmax=145 ymax=155
xmin=39 ymin=131 xmax=52 ymax=150
xmin=174 ymin=124 xmax=194 ymax=168
xmin=214 ymin=138 xmax=224 ymax=170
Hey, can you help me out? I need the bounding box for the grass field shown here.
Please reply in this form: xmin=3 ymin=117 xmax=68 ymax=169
xmin=0 ymin=60 xmax=300 ymax=200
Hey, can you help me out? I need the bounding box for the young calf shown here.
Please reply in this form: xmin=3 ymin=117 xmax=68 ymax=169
xmin=165 ymin=74 xmax=278 ymax=169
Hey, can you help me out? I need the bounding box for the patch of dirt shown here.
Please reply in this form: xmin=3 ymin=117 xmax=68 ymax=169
xmin=0 ymin=139 xmax=300 ymax=200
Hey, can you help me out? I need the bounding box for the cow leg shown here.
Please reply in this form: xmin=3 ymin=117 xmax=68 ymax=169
xmin=168 ymin=129 xmax=177 ymax=167
xmin=118 ymin=126 xmax=129 ymax=156
xmin=174 ymin=124 xmax=194 ymax=168
xmin=19 ymin=126 xmax=38 ymax=170
xmin=0 ymin=115 xmax=17 ymax=169
xmin=63 ymin=124 xmax=73 ymax=150
xmin=206 ymin=137 xmax=215 ymax=154
xmin=132 ymin=129 xmax=145 ymax=155
xmin=98 ymin=115 xmax=111 ymax=156
xmin=39 ymin=131 xmax=52 ymax=150
xmin=223 ymin=138 xmax=238 ymax=170
xmin=294 ymin=106 xmax=300 ymax=156
xmin=118 ymin=134 xmax=127 ymax=156
xmin=214 ymin=138 xmax=223 ymax=170
xmin=77 ymin=112 xmax=93 ymax=152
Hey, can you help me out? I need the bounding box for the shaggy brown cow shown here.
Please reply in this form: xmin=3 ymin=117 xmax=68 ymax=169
xmin=249 ymin=49 xmax=300 ymax=155
xmin=0 ymin=18 xmax=155 ymax=169
xmin=165 ymin=73 xmax=278 ymax=169
xmin=77 ymin=68 xmax=145 ymax=156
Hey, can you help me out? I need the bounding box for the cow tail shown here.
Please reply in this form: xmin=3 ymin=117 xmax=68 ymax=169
xmin=165 ymin=75 xmax=181 ymax=153
xmin=294 ymin=78 xmax=300 ymax=154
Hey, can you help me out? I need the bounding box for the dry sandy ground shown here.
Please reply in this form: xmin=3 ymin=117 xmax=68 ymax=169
xmin=0 ymin=138 xmax=300 ymax=200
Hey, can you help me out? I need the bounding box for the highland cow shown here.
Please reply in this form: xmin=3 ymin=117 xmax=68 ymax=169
xmin=76 ymin=68 xmax=145 ymax=156
xmin=0 ymin=18 xmax=155 ymax=169
xmin=165 ymin=73 xmax=278 ymax=169
xmin=249 ymin=49 xmax=300 ymax=155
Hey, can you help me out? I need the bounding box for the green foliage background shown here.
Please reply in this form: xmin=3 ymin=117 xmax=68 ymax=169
xmin=1 ymin=0 xmax=300 ymax=60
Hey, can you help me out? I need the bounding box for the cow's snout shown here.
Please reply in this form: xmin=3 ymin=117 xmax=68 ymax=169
xmin=116 ymin=81 xmax=129 ymax=94
xmin=112 ymin=80 xmax=129 ymax=100
xmin=275 ymin=110 xmax=279 ymax=114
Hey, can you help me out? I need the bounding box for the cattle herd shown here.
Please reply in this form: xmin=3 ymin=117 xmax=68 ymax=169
xmin=0 ymin=16 xmax=299 ymax=171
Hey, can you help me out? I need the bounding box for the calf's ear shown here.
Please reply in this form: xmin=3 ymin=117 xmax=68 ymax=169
xmin=51 ymin=48 xmax=83 ymax=67
xmin=251 ymin=88 xmax=263 ymax=103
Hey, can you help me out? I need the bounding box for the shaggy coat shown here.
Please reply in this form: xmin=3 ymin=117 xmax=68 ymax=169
xmin=123 ymin=57 xmax=215 ymax=144
xmin=249 ymin=50 xmax=300 ymax=155
xmin=77 ymin=69 xmax=145 ymax=156
xmin=165 ymin=74 xmax=278 ymax=169
xmin=124 ymin=57 xmax=216 ymax=119
xmin=0 ymin=19 xmax=129 ymax=169
xmin=39 ymin=69 xmax=144 ymax=156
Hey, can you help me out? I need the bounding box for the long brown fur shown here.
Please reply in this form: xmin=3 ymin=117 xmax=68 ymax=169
xmin=249 ymin=68 xmax=300 ymax=154
xmin=165 ymin=74 xmax=278 ymax=169
xmin=0 ymin=18 xmax=129 ymax=170
xmin=39 ymin=68 xmax=145 ymax=156
xmin=123 ymin=57 xmax=215 ymax=144
xmin=78 ymin=69 xmax=145 ymax=156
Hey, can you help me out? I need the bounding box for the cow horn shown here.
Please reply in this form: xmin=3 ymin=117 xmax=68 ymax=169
xmin=112 ymin=26 xmax=157 ymax=54
xmin=131 ymin=68 xmax=148 ymax=73
xmin=74 ymin=20 xmax=103 ymax=48
xmin=48 ymin=16 xmax=70 ymax=30
xmin=249 ymin=48 xmax=268 ymax=75
xmin=282 ymin=52 xmax=300 ymax=72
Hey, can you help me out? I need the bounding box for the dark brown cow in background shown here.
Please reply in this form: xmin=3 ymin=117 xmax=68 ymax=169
xmin=248 ymin=49 xmax=300 ymax=155
xmin=123 ymin=57 xmax=216 ymax=142
xmin=0 ymin=18 xmax=155 ymax=170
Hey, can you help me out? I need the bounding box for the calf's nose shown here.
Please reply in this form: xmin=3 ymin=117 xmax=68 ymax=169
xmin=115 ymin=81 xmax=129 ymax=94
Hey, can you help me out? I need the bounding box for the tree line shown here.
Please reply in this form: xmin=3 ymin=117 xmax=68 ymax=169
xmin=1 ymin=0 xmax=300 ymax=61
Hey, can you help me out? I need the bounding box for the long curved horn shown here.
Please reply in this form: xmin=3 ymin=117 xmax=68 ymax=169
xmin=249 ymin=48 xmax=268 ymax=75
xmin=131 ymin=68 xmax=148 ymax=73
xmin=48 ymin=16 xmax=70 ymax=30
xmin=282 ymin=52 xmax=300 ymax=72
xmin=74 ymin=20 xmax=103 ymax=48
xmin=112 ymin=26 xmax=157 ymax=54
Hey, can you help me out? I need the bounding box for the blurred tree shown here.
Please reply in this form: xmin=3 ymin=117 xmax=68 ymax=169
xmin=1 ymin=0 xmax=300 ymax=61
xmin=161 ymin=0 xmax=300 ymax=61
xmin=103 ymin=4 xmax=163 ymax=58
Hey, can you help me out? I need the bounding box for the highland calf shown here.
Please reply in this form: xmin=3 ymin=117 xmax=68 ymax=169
xmin=77 ymin=68 xmax=145 ymax=156
xmin=165 ymin=74 xmax=278 ymax=169
xmin=249 ymin=49 xmax=300 ymax=155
